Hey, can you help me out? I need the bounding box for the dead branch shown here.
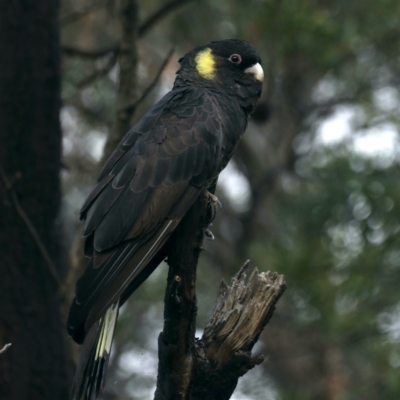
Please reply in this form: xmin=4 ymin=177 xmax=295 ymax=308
xmin=203 ymin=262 xmax=286 ymax=366
xmin=192 ymin=264 xmax=286 ymax=400
xmin=138 ymin=0 xmax=195 ymax=36
xmin=154 ymin=193 xmax=286 ymax=400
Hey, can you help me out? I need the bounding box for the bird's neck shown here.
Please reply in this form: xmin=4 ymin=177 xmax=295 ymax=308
xmin=173 ymin=72 xmax=260 ymax=118
xmin=173 ymin=70 xmax=219 ymax=92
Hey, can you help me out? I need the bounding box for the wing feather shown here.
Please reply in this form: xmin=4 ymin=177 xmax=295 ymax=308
xmin=130 ymin=155 xmax=157 ymax=193
xmin=82 ymin=185 xmax=126 ymax=238
xmin=181 ymin=144 xmax=197 ymax=182
xmin=97 ymin=149 xmax=125 ymax=182
xmin=112 ymin=153 xmax=139 ymax=189
xmin=94 ymin=187 xmax=151 ymax=251
xmin=150 ymin=157 xmax=170 ymax=187
xmin=85 ymin=186 xmax=201 ymax=329
xmin=80 ymin=175 xmax=114 ymax=220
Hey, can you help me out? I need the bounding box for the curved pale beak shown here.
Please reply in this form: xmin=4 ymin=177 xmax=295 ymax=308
xmin=245 ymin=63 xmax=264 ymax=82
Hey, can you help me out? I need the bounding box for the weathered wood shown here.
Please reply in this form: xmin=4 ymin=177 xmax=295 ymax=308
xmin=191 ymin=263 xmax=286 ymax=400
xmin=202 ymin=261 xmax=286 ymax=366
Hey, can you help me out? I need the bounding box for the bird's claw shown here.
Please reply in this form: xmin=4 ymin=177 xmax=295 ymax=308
xmin=206 ymin=191 xmax=222 ymax=209
xmin=204 ymin=228 xmax=215 ymax=241
xmin=205 ymin=190 xmax=222 ymax=227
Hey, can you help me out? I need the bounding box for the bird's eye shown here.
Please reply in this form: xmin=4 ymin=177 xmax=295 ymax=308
xmin=229 ymin=54 xmax=242 ymax=64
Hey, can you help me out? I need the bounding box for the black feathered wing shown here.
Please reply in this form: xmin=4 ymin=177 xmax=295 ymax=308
xmin=68 ymin=87 xmax=223 ymax=342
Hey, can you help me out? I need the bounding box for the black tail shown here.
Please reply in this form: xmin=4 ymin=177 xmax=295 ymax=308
xmin=70 ymin=302 xmax=119 ymax=400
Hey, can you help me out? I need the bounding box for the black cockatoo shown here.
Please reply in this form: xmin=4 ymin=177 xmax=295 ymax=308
xmin=68 ymin=39 xmax=263 ymax=400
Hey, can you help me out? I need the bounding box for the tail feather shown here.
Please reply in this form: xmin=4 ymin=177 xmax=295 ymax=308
xmin=70 ymin=302 xmax=119 ymax=400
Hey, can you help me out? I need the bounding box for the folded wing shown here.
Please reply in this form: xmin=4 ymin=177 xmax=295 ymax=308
xmin=68 ymin=87 xmax=223 ymax=343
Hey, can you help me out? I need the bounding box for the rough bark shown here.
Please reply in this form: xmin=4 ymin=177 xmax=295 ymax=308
xmin=154 ymin=194 xmax=286 ymax=400
xmin=154 ymin=193 xmax=208 ymax=400
xmin=0 ymin=1 xmax=69 ymax=399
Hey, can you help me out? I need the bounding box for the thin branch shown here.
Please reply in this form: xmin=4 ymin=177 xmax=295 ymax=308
xmin=308 ymin=83 xmax=371 ymax=120
xmin=61 ymin=0 xmax=192 ymax=59
xmin=61 ymin=44 xmax=119 ymax=59
xmin=60 ymin=0 xmax=108 ymax=26
xmin=75 ymin=54 xmax=118 ymax=89
xmin=129 ymin=47 xmax=174 ymax=110
xmin=0 ymin=343 xmax=12 ymax=355
xmin=67 ymin=47 xmax=172 ymax=109
xmin=0 ymin=165 xmax=63 ymax=290
xmin=138 ymin=0 xmax=195 ymax=36
xmin=309 ymin=95 xmax=360 ymax=119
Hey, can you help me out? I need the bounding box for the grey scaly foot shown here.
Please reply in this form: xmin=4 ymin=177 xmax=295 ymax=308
xmin=204 ymin=191 xmax=222 ymax=240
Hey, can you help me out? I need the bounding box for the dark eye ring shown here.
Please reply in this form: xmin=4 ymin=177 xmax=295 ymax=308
xmin=229 ymin=54 xmax=242 ymax=64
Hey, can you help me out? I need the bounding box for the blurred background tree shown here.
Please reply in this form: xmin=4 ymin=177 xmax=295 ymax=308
xmin=2 ymin=0 xmax=400 ymax=399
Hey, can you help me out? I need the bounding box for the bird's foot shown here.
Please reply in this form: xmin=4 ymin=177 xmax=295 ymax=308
xmin=205 ymin=190 xmax=222 ymax=225
xmin=204 ymin=191 xmax=221 ymax=241
xmin=204 ymin=226 xmax=215 ymax=241
xmin=206 ymin=191 xmax=222 ymax=209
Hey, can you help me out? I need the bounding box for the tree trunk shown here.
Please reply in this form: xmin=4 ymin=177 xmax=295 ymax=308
xmin=0 ymin=1 xmax=70 ymax=399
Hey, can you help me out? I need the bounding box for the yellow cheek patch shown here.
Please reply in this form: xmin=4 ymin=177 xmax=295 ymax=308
xmin=195 ymin=48 xmax=215 ymax=80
